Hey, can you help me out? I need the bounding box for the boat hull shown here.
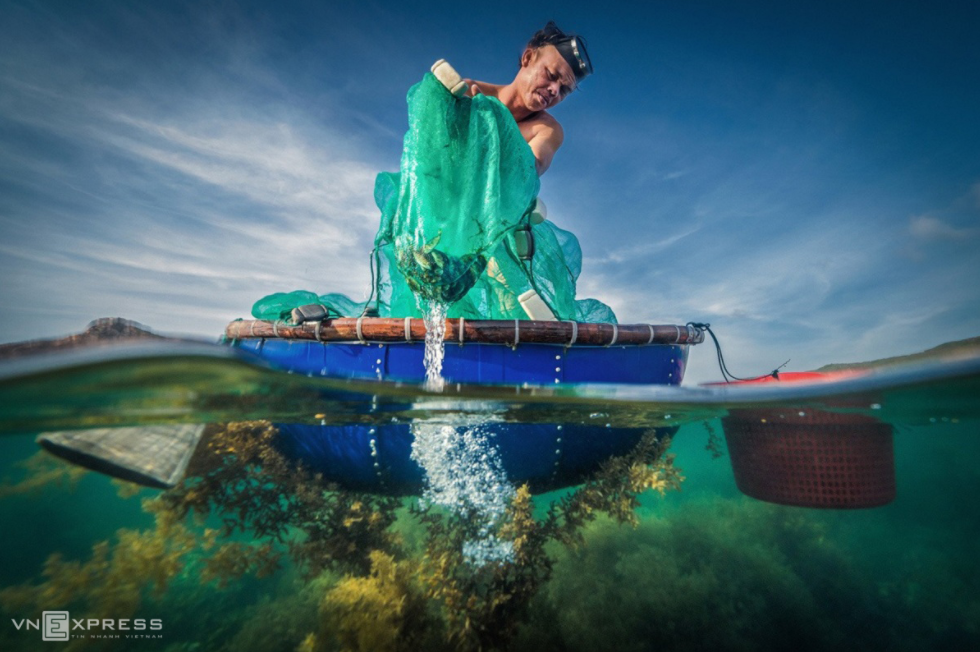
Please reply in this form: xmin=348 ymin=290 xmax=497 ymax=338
xmin=229 ymin=332 xmax=691 ymax=494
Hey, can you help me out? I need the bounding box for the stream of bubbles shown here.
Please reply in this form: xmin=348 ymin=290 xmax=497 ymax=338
xmin=411 ymin=299 xmax=517 ymax=565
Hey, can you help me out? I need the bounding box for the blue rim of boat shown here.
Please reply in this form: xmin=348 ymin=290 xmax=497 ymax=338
xmin=225 ymin=318 xmax=704 ymax=386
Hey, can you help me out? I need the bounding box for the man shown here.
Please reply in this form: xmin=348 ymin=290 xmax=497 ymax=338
xmin=384 ymin=21 xmax=603 ymax=318
xmin=434 ymin=21 xmax=593 ymax=176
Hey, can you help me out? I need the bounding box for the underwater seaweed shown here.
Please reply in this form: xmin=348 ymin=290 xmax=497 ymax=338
xmin=513 ymin=496 xmax=970 ymax=652
xmin=162 ymin=421 xmax=402 ymax=577
xmin=0 ymin=450 xmax=87 ymax=499
xmin=314 ymin=550 xmax=438 ymax=652
xmin=1 ymin=423 xmax=686 ymax=652
xmin=402 ymin=431 xmax=682 ymax=651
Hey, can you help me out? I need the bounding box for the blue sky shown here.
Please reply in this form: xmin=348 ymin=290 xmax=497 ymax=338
xmin=1 ymin=0 xmax=978 ymax=383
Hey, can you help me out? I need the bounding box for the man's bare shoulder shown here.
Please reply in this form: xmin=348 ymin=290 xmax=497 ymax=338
xmin=524 ymin=110 xmax=564 ymax=143
xmin=533 ymin=110 xmax=563 ymax=132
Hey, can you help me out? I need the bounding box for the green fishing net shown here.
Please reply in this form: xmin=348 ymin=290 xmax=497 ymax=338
xmin=251 ymin=72 xmax=616 ymax=324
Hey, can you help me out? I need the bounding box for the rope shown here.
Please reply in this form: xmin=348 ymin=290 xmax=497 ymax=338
xmin=513 ymin=319 xmax=520 ymax=348
xmin=647 ymin=324 xmax=656 ymax=345
xmin=687 ymin=322 xmax=789 ymax=383
xmin=360 ymin=247 xmax=380 ymax=318
xmin=356 ymin=316 xmax=366 ymax=344
xmin=564 ymin=320 xmax=578 ymax=347
xmin=315 ymin=320 xmax=323 ymax=343
xmin=605 ymin=323 xmax=618 ymax=347
xmin=458 ymin=317 xmax=465 ymax=345
xmin=404 ymin=317 xmax=412 ymax=342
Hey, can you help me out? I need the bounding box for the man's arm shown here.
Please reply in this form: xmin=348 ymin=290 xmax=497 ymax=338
xmin=528 ymin=120 xmax=564 ymax=176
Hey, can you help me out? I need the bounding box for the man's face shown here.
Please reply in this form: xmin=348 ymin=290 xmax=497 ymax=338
xmin=519 ymin=45 xmax=577 ymax=111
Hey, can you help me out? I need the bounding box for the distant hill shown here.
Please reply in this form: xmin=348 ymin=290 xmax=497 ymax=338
xmin=0 ymin=317 xmax=168 ymax=360
xmin=816 ymin=336 xmax=980 ymax=372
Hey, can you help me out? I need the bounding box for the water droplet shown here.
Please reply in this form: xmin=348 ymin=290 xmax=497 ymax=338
xmin=870 ymin=403 xmax=881 ymax=410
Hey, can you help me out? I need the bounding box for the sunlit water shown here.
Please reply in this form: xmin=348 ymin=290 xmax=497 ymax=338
xmin=1 ymin=343 xmax=979 ymax=651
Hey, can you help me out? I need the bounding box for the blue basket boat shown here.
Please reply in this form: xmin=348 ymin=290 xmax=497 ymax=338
xmin=225 ymin=317 xmax=704 ymax=493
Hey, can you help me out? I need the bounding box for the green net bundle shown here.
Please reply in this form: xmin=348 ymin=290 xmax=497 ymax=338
xmin=251 ymin=72 xmax=616 ymax=324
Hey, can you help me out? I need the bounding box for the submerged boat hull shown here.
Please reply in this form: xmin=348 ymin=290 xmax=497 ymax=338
xmin=274 ymin=421 xmax=678 ymax=495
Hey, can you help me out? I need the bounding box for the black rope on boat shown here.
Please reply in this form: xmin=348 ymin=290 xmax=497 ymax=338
xmin=687 ymin=322 xmax=789 ymax=383
xmin=360 ymin=247 xmax=382 ymax=318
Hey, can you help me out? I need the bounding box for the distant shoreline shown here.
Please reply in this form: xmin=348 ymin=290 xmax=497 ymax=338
xmin=817 ymin=336 xmax=980 ymax=371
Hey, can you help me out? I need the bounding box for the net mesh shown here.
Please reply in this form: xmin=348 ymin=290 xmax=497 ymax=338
xmin=251 ymin=72 xmax=615 ymax=324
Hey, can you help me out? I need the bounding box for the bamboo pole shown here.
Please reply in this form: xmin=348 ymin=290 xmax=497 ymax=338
xmin=225 ymin=318 xmax=704 ymax=347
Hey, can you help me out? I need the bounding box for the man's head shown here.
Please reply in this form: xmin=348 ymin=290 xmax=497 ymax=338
xmin=515 ymin=21 xmax=592 ymax=112
xmin=523 ymin=21 xmax=593 ymax=82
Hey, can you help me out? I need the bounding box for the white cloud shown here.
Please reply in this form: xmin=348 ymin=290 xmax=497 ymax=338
xmin=0 ymin=37 xmax=391 ymax=344
xmin=909 ymin=215 xmax=979 ymax=240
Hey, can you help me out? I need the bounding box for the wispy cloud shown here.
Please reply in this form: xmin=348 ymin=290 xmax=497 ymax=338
xmin=909 ymin=215 xmax=980 ymax=241
xmin=0 ymin=15 xmax=389 ymax=342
